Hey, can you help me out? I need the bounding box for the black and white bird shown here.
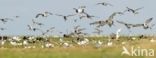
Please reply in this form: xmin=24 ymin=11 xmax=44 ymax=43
xmin=116 ymin=17 xmax=154 ymax=29
xmin=73 ymin=6 xmax=86 ymax=14
xmin=79 ymin=13 xmax=96 ymax=19
xmin=123 ymin=7 xmax=144 ymax=14
xmin=96 ymin=2 xmax=113 ymax=6
xmin=55 ymin=14 xmax=76 ymax=21
xmin=35 ymin=11 xmax=53 ymax=18
xmin=105 ymin=12 xmax=123 ymax=27
xmin=73 ymin=25 xmax=87 ymax=35
xmin=90 ymin=12 xmax=123 ymax=27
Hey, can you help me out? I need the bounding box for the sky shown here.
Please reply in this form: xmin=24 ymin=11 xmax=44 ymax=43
xmin=0 ymin=0 xmax=155 ymax=36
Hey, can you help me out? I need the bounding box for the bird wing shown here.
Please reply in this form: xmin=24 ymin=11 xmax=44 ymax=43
xmin=135 ymin=7 xmax=144 ymax=11
xmin=90 ymin=21 xmax=102 ymax=25
xmin=49 ymin=27 xmax=55 ymax=30
xmin=47 ymin=12 xmax=53 ymax=15
xmin=67 ymin=14 xmax=76 ymax=17
xmin=90 ymin=21 xmax=98 ymax=25
xmin=123 ymin=9 xmax=128 ymax=13
xmin=108 ymin=12 xmax=124 ymax=19
xmin=77 ymin=28 xmax=86 ymax=32
xmin=5 ymin=18 xmax=14 ymax=21
xmin=36 ymin=13 xmax=44 ymax=18
xmin=96 ymin=2 xmax=103 ymax=5
xmin=145 ymin=18 xmax=153 ymax=24
xmin=108 ymin=12 xmax=117 ymax=20
xmin=106 ymin=3 xmax=113 ymax=6
xmin=116 ymin=20 xmax=134 ymax=28
xmin=132 ymin=24 xmax=143 ymax=27
xmin=55 ymin=14 xmax=64 ymax=16
xmin=123 ymin=7 xmax=131 ymax=12
xmin=116 ymin=20 xmax=127 ymax=24
xmin=74 ymin=25 xmax=80 ymax=30
xmin=96 ymin=21 xmax=107 ymax=27
xmin=46 ymin=27 xmax=55 ymax=32
xmin=95 ymin=28 xmax=102 ymax=32
xmin=35 ymin=28 xmax=41 ymax=30
xmin=32 ymin=19 xmax=43 ymax=25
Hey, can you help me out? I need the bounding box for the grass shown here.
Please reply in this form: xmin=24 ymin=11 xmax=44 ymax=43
xmin=0 ymin=36 xmax=156 ymax=58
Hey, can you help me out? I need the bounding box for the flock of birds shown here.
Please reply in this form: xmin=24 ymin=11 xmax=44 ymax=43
xmin=0 ymin=1 xmax=155 ymax=49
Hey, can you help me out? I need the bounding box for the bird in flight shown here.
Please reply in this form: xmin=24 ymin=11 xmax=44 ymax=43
xmin=116 ymin=17 xmax=154 ymax=29
xmin=90 ymin=20 xmax=107 ymax=28
xmin=73 ymin=6 xmax=86 ymax=14
xmin=79 ymin=13 xmax=96 ymax=19
xmin=55 ymin=14 xmax=76 ymax=21
xmin=96 ymin=2 xmax=113 ymax=6
xmin=35 ymin=11 xmax=53 ymax=18
xmin=73 ymin=25 xmax=87 ymax=35
xmin=142 ymin=18 xmax=154 ymax=29
xmin=90 ymin=12 xmax=123 ymax=27
xmin=123 ymin=7 xmax=144 ymax=14
xmin=106 ymin=12 xmax=123 ymax=27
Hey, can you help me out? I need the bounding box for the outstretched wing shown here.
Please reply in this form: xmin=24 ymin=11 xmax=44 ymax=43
xmin=108 ymin=12 xmax=123 ymax=20
xmin=96 ymin=3 xmax=103 ymax=5
xmin=74 ymin=25 xmax=80 ymax=30
xmin=55 ymin=14 xmax=64 ymax=16
xmin=46 ymin=12 xmax=53 ymax=15
xmin=135 ymin=7 xmax=144 ymax=11
xmin=90 ymin=21 xmax=100 ymax=25
xmin=4 ymin=18 xmax=14 ymax=21
xmin=36 ymin=13 xmax=44 ymax=18
xmin=116 ymin=20 xmax=134 ymax=29
xmin=77 ymin=28 xmax=86 ymax=32
xmin=48 ymin=27 xmax=55 ymax=30
xmin=145 ymin=18 xmax=153 ymax=24
xmin=106 ymin=2 xmax=113 ymax=6
xmin=123 ymin=7 xmax=131 ymax=13
xmin=108 ymin=12 xmax=116 ymax=19
xmin=132 ymin=24 xmax=143 ymax=27
xmin=67 ymin=14 xmax=76 ymax=17
xmin=116 ymin=20 xmax=127 ymax=24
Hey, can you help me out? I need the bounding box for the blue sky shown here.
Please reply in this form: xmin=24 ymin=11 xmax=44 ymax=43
xmin=0 ymin=0 xmax=155 ymax=36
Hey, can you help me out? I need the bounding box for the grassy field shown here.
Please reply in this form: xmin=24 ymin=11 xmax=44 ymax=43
xmin=0 ymin=36 xmax=156 ymax=58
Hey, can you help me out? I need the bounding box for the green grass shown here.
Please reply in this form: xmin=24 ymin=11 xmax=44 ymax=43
xmin=0 ymin=36 xmax=156 ymax=58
